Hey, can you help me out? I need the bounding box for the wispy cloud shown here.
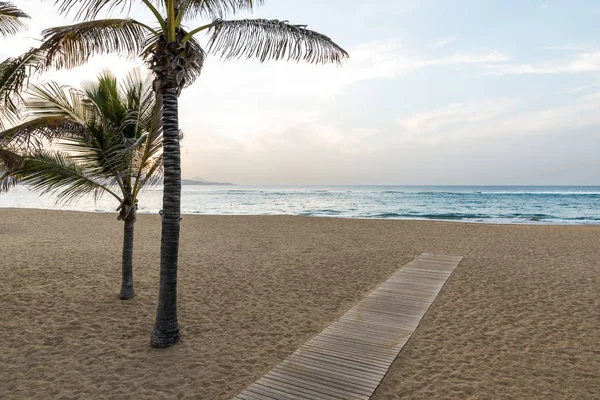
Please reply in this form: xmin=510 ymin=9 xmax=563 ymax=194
xmin=396 ymin=99 xmax=517 ymax=143
xmin=548 ymin=42 xmax=596 ymax=52
xmin=395 ymin=92 xmax=600 ymax=144
xmin=435 ymin=36 xmax=458 ymax=48
xmin=484 ymin=51 xmax=600 ymax=75
xmin=187 ymin=40 xmax=509 ymax=103
xmin=563 ymin=82 xmax=600 ymax=94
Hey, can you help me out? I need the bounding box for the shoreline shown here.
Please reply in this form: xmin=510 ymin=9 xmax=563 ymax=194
xmin=1 ymin=206 xmax=599 ymax=226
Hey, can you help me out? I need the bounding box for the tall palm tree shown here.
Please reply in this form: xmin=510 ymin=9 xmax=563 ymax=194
xmin=0 ymin=1 xmax=29 ymax=36
xmin=0 ymin=70 xmax=163 ymax=300
xmin=34 ymin=0 xmax=348 ymax=347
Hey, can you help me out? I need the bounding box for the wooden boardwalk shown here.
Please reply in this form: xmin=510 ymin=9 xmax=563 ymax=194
xmin=233 ymin=253 xmax=463 ymax=400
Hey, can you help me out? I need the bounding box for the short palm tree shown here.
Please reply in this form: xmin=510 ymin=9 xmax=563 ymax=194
xmin=0 ymin=70 xmax=163 ymax=300
xmin=28 ymin=0 xmax=348 ymax=347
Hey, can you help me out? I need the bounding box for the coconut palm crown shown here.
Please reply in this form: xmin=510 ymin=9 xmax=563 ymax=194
xmin=31 ymin=0 xmax=348 ymax=348
xmin=0 ymin=70 xmax=163 ymax=300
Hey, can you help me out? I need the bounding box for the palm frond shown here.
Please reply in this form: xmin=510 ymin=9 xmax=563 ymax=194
xmin=119 ymin=68 xmax=156 ymax=141
xmin=132 ymin=91 xmax=162 ymax=197
xmin=40 ymin=19 xmax=152 ymax=70
xmin=0 ymin=47 xmax=45 ymax=130
xmin=135 ymin=153 xmax=163 ymax=194
xmin=0 ymin=116 xmax=86 ymax=149
xmin=207 ymin=18 xmax=349 ymax=64
xmin=25 ymin=82 xmax=92 ymax=127
xmin=14 ymin=149 xmax=121 ymax=203
xmin=59 ymin=132 xmax=130 ymax=180
xmin=181 ymin=0 xmax=264 ymax=20
xmin=81 ymin=70 xmax=130 ymax=137
xmin=50 ymin=0 xmax=133 ymax=20
xmin=0 ymin=1 xmax=29 ymax=36
xmin=119 ymin=68 xmax=153 ymax=113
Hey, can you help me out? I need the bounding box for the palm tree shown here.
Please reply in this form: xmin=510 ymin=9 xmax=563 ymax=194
xmin=0 ymin=69 xmax=163 ymax=300
xmin=0 ymin=1 xmax=29 ymax=36
xmin=32 ymin=0 xmax=348 ymax=348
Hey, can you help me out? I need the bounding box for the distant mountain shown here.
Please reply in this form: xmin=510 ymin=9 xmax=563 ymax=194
xmin=181 ymin=179 xmax=233 ymax=186
xmin=156 ymin=178 xmax=233 ymax=185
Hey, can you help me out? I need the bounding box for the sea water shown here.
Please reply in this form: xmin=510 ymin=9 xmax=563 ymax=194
xmin=1 ymin=185 xmax=599 ymax=225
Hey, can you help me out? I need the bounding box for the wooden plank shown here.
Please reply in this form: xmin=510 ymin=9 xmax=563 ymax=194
xmin=305 ymin=338 xmax=400 ymax=362
xmin=243 ymin=383 xmax=284 ymax=400
xmin=267 ymin=369 xmax=367 ymax=399
xmin=342 ymin=310 xmax=422 ymax=328
xmin=256 ymin=377 xmax=339 ymax=400
xmin=340 ymin=314 xmax=420 ymax=330
xmin=322 ymin=326 xmax=412 ymax=344
xmin=312 ymin=331 xmax=401 ymax=350
xmin=270 ymin=366 xmax=373 ymax=398
xmin=285 ymin=354 xmax=383 ymax=383
xmin=302 ymin=342 xmax=395 ymax=367
xmin=233 ymin=253 xmax=463 ymax=399
xmin=292 ymin=348 xmax=389 ymax=375
xmin=280 ymin=358 xmax=380 ymax=390
xmin=295 ymin=343 xmax=392 ymax=370
xmin=234 ymin=393 xmax=265 ymax=400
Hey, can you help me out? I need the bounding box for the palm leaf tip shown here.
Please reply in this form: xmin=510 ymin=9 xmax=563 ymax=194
xmin=0 ymin=146 xmax=25 ymax=171
xmin=0 ymin=146 xmax=25 ymax=192
xmin=0 ymin=1 xmax=30 ymax=36
xmin=50 ymin=0 xmax=133 ymax=20
xmin=182 ymin=0 xmax=265 ymax=19
xmin=207 ymin=18 xmax=349 ymax=65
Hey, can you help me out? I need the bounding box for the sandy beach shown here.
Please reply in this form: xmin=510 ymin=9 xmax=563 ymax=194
xmin=0 ymin=208 xmax=598 ymax=399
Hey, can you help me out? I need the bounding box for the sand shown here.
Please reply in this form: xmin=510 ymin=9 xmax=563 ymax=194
xmin=0 ymin=208 xmax=598 ymax=399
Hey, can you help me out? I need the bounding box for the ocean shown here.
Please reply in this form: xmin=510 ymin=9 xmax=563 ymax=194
xmin=1 ymin=185 xmax=599 ymax=225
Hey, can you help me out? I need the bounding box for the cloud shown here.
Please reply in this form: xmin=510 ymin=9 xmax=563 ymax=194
xmin=173 ymin=39 xmax=511 ymax=152
xmin=564 ymin=82 xmax=600 ymax=94
xmin=548 ymin=43 xmax=596 ymax=52
xmin=484 ymin=51 xmax=600 ymax=75
xmin=181 ymin=92 xmax=600 ymax=184
xmin=179 ymin=39 xmax=509 ymax=111
xmin=501 ymin=92 xmax=600 ymax=133
xmin=355 ymin=0 xmax=424 ymax=18
xmin=435 ymin=36 xmax=458 ymax=47
xmin=395 ymin=92 xmax=600 ymax=145
xmin=396 ymin=99 xmax=518 ymax=143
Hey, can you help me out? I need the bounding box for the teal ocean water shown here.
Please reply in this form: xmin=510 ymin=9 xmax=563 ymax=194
xmin=1 ymin=185 xmax=599 ymax=225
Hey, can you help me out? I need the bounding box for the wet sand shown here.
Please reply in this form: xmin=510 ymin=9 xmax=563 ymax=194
xmin=0 ymin=209 xmax=598 ymax=399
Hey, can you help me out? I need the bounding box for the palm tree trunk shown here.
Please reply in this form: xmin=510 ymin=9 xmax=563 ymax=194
xmin=151 ymin=81 xmax=181 ymax=348
xmin=120 ymin=219 xmax=135 ymax=300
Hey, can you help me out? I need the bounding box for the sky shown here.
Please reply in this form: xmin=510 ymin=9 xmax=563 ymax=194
xmin=2 ymin=0 xmax=600 ymax=185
